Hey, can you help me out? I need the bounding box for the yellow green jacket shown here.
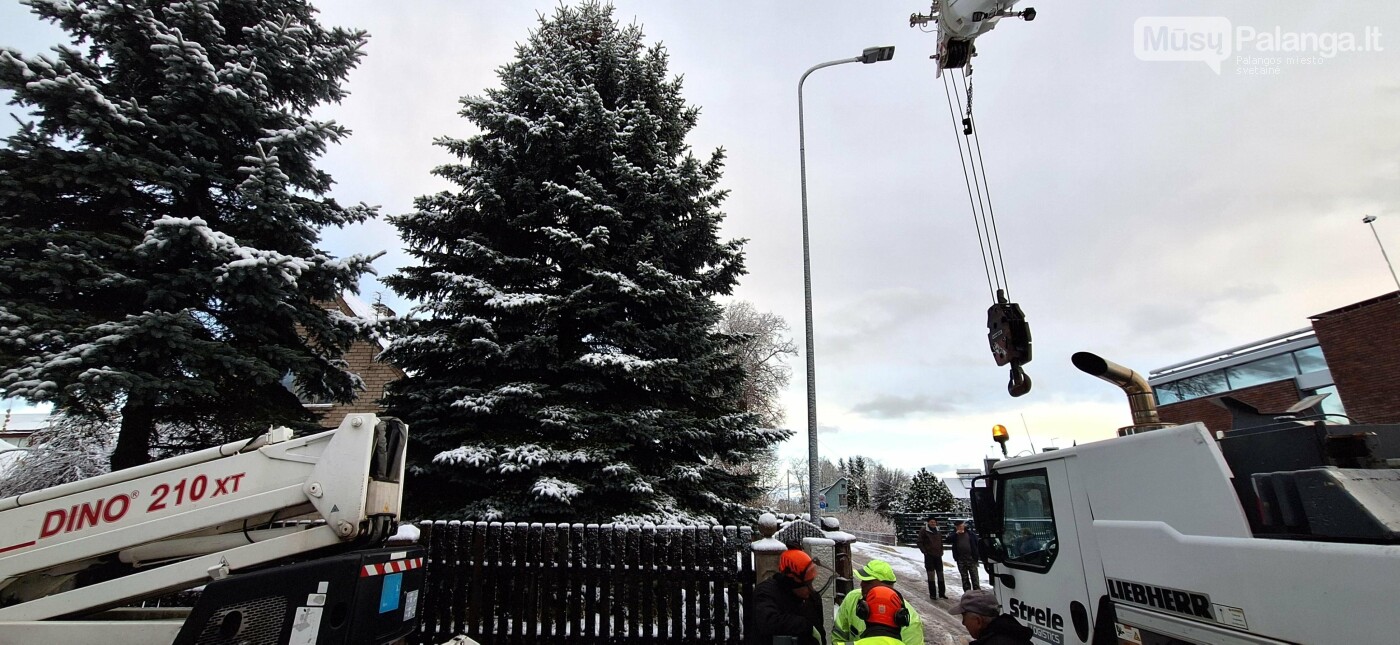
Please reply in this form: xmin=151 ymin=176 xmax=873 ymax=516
xmin=832 ymin=588 xmax=924 ymax=645
xmin=855 ymin=637 xmax=905 ymax=645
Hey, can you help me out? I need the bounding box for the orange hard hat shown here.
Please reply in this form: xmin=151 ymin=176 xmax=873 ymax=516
xmin=861 ymin=586 xmax=908 ymax=629
xmin=778 ymin=549 xmax=816 ymax=584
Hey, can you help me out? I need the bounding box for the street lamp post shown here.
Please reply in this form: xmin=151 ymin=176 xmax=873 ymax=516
xmin=1362 ymin=215 xmax=1400 ymax=292
xmin=798 ymin=45 xmax=894 ymax=521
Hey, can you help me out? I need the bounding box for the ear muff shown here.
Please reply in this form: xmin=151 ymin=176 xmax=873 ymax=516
xmin=893 ymin=589 xmax=911 ymax=628
xmin=855 ymin=589 xmax=911 ymax=628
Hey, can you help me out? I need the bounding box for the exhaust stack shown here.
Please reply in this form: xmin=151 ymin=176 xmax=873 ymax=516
xmin=1072 ymin=352 xmax=1175 ymax=436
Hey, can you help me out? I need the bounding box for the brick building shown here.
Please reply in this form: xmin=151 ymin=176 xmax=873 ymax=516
xmin=1150 ymin=291 xmax=1400 ymax=433
xmin=296 ymin=293 xmax=404 ymax=429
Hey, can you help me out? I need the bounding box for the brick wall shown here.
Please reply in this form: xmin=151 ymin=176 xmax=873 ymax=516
xmin=311 ymin=295 xmax=404 ymax=429
xmin=1310 ymin=291 xmax=1400 ymax=424
xmin=1157 ymin=380 xmax=1302 ymax=434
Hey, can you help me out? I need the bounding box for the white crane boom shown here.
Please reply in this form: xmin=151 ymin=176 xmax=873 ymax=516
xmin=0 ymin=413 xmax=422 ymax=645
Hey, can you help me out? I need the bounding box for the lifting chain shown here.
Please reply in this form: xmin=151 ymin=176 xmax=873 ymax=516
xmin=962 ymin=79 xmax=974 ymax=135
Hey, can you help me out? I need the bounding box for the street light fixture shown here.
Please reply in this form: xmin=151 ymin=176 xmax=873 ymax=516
xmin=1362 ymin=215 xmax=1400 ymax=292
xmin=798 ymin=46 xmax=895 ymax=520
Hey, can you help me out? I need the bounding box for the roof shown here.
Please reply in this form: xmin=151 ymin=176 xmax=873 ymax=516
xmin=942 ymin=475 xmax=973 ymax=499
xmin=818 ymin=477 xmax=849 ymax=496
xmin=334 ymin=291 xmax=394 ymax=352
xmin=1310 ymin=290 xmax=1400 ymax=320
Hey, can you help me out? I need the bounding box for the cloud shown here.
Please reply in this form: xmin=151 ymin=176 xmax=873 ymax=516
xmin=914 ymin=463 xmax=971 ymax=476
xmin=817 ymin=287 xmax=951 ymax=358
xmin=850 ymin=394 xmax=958 ymax=419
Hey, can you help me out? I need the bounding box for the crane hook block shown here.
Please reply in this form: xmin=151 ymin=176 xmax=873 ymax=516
xmin=987 ymin=289 xmax=1033 ymax=396
xmin=1008 ymin=364 xmax=1032 ymax=398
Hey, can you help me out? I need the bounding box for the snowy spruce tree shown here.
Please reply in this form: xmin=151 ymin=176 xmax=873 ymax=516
xmin=870 ymin=462 xmax=911 ymax=517
xmin=0 ymin=0 xmax=378 ymax=469
xmin=384 ymin=3 xmax=786 ymax=525
xmin=847 ymin=455 xmax=870 ymax=512
xmin=899 ymin=468 xmax=956 ymax=515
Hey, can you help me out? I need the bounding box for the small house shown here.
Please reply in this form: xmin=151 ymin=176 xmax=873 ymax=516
xmin=818 ymin=476 xmax=850 ymax=513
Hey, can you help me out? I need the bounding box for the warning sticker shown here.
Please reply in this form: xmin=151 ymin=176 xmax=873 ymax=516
xmin=289 ymin=607 xmax=323 ymax=645
xmin=405 ymin=590 xmax=419 ymax=622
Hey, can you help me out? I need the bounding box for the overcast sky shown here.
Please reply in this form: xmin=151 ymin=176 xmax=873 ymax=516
xmin=5 ymin=1 xmax=1398 ymax=476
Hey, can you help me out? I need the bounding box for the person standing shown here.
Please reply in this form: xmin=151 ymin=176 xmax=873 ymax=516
xmin=950 ymin=520 xmax=980 ymax=591
xmin=745 ymin=549 xmax=826 ymax=645
xmin=833 ymin=560 xmax=924 ymax=644
xmin=915 ymin=517 xmax=946 ymax=599
xmin=949 ymin=590 xmax=1034 ymax=645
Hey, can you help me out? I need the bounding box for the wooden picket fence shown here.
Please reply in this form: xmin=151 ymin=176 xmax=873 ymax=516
xmin=411 ymin=520 xmax=756 ymax=644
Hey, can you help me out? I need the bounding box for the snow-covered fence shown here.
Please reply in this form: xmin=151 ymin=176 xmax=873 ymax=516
xmin=845 ymin=529 xmax=897 ymax=546
xmin=411 ymin=520 xmax=755 ymax=644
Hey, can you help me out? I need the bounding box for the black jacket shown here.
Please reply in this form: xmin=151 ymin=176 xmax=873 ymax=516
xmin=970 ymin=614 xmax=1035 ymax=645
xmin=951 ymin=529 xmax=980 ymax=561
xmin=744 ymin=575 xmax=824 ymax=645
xmin=916 ymin=525 xmax=943 ymax=559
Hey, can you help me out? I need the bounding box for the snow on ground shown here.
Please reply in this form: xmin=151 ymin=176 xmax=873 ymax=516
xmin=850 ymin=540 xmax=991 ymax=596
xmin=848 ymin=540 xmax=994 ymax=645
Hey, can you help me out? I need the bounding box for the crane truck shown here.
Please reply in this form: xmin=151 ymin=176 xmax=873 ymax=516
xmin=969 ymin=353 xmax=1400 ymax=645
xmin=0 ymin=413 xmax=426 ymax=645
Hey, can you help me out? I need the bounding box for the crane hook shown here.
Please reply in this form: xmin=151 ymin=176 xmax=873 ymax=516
xmin=1008 ymin=364 xmax=1031 ymax=398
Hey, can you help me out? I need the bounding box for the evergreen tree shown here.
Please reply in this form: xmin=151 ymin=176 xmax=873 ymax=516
xmin=0 ymin=0 xmax=378 ymax=469
xmin=933 ymin=476 xmax=956 ymax=513
xmin=383 ymin=3 xmax=784 ymax=524
xmin=870 ymin=462 xmax=911 ymax=517
xmin=848 ymin=455 xmax=869 ymax=512
xmin=899 ymin=468 xmax=956 ymax=515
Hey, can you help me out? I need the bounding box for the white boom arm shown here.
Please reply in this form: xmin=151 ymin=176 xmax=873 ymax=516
xmin=0 ymin=413 xmax=407 ymax=627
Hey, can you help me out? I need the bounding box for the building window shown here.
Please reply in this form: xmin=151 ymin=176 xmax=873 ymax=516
xmin=1170 ymin=370 xmax=1230 ymax=401
xmin=1155 ymin=344 xmax=1329 ymax=406
xmin=1293 ymin=345 xmax=1328 ymax=373
xmin=1225 ymin=353 xmax=1299 ymax=390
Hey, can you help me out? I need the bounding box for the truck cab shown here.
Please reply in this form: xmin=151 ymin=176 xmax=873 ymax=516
xmin=971 ymin=419 xmax=1400 ymax=644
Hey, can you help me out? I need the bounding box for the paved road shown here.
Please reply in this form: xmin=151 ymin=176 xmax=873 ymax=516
xmin=845 ymin=541 xmax=993 ymax=645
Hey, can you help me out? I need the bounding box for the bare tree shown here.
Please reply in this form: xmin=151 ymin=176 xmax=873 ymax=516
xmin=784 ymin=456 xmax=843 ymax=510
xmin=718 ymin=301 xmax=798 ymax=428
xmin=0 ymin=413 xmax=115 ymax=498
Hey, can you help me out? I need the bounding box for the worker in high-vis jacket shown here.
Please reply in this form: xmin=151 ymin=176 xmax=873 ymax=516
xmin=833 ymin=560 xmax=924 ymax=645
xmin=852 ymin=586 xmax=913 ymax=645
